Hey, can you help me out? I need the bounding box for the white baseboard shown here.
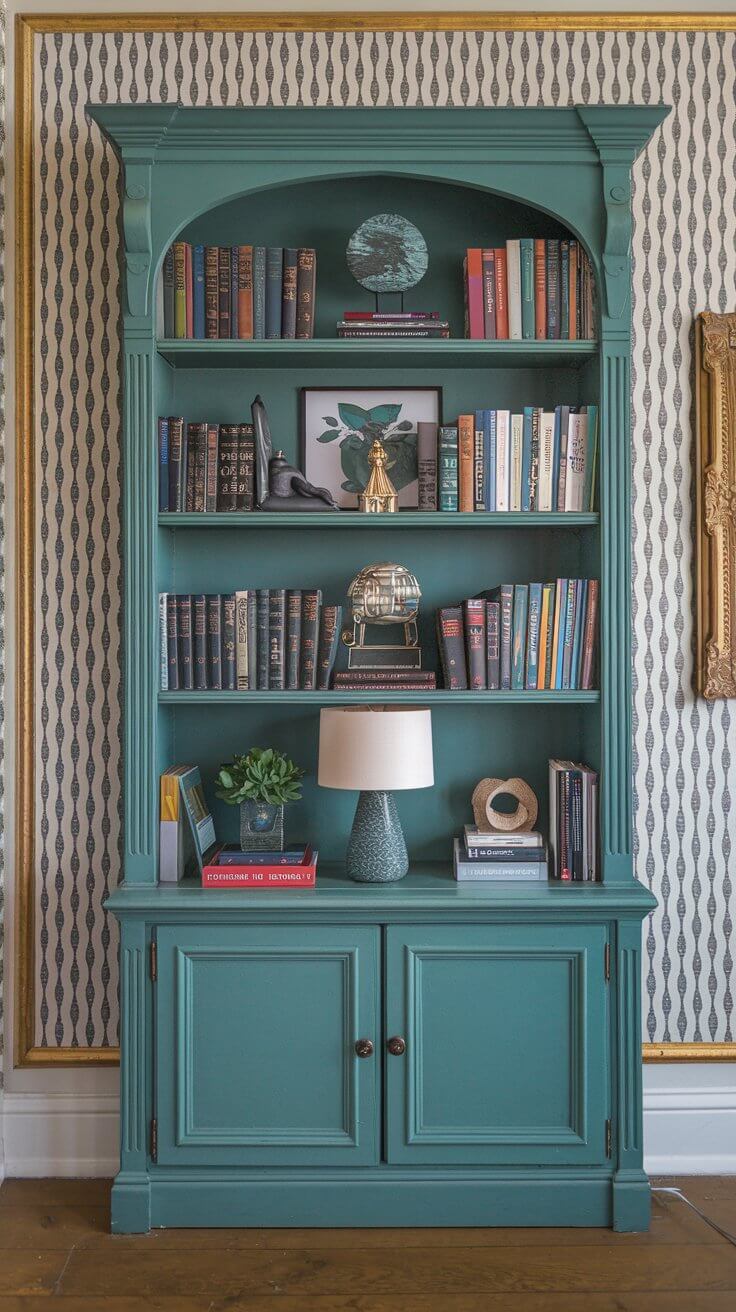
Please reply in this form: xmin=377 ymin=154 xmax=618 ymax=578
xmin=2 ymin=1093 xmax=120 ymax=1177
xmin=2 ymin=1075 xmax=735 ymax=1178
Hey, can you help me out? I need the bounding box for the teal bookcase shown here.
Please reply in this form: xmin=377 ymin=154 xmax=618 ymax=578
xmin=93 ymin=104 xmax=666 ymax=1233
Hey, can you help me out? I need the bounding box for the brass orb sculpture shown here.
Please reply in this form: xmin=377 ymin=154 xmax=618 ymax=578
xmin=358 ymin=438 xmax=399 ymax=514
xmin=343 ymin=562 xmax=422 ymax=670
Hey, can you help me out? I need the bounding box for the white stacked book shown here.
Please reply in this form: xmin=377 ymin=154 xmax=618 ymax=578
xmin=453 ymin=826 xmax=548 ymax=882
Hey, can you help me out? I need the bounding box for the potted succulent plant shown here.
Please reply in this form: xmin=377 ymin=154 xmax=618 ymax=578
xmin=215 ymin=747 xmax=304 ymax=851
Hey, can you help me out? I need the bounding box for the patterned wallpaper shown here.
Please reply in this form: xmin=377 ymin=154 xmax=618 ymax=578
xmin=22 ymin=25 xmax=736 ymax=1051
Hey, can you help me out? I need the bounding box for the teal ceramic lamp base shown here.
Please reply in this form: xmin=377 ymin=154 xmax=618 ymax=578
xmin=346 ymin=790 xmax=408 ymax=883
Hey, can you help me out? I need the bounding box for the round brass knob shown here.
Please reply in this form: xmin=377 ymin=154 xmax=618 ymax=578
xmin=354 ymin=1038 xmax=374 ymax=1058
xmin=387 ymin=1036 xmax=406 ymax=1056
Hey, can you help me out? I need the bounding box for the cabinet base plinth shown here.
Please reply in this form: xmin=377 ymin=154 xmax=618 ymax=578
xmin=612 ymin=1169 xmax=652 ymax=1232
xmin=110 ymin=1172 xmax=152 ymax=1234
xmin=109 ymin=1170 xmax=641 ymax=1232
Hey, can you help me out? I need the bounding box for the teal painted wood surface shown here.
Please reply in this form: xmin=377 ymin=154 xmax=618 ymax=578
xmin=91 ymin=101 xmax=667 ymax=1234
xmin=384 ymin=923 xmax=608 ymax=1166
xmin=159 ymin=511 xmax=599 ymax=528
xmin=157 ymin=338 xmax=598 ymax=369
xmin=155 ymin=924 xmax=379 ymax=1167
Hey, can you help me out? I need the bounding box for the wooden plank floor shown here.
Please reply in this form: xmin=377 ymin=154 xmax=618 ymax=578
xmin=0 ymin=1177 xmax=735 ymax=1311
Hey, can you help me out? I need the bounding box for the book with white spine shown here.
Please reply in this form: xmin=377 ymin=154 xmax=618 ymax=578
xmin=506 ymin=239 xmax=522 ymax=340
xmin=564 ymin=408 xmax=589 ymax=511
xmin=159 ymin=592 xmax=168 ymax=691
xmin=538 ymin=410 xmax=556 ymax=511
xmin=495 ymin=410 xmax=511 ymax=511
xmin=510 ymin=413 xmax=524 ymax=511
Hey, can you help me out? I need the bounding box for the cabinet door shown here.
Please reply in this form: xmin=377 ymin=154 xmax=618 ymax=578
xmin=385 ymin=924 xmax=608 ymax=1166
xmin=155 ymin=925 xmax=379 ymax=1166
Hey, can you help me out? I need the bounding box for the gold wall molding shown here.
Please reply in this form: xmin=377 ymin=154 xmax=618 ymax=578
xmin=13 ymin=11 xmax=736 ymax=1066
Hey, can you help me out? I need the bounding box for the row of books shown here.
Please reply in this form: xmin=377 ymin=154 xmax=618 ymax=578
xmin=159 ymin=591 xmax=341 ymax=692
xmin=453 ymin=825 xmax=548 ymax=882
xmin=161 ymin=243 xmax=317 ymax=340
xmin=336 ymin=310 xmax=450 ymax=339
xmin=436 ymin=405 xmax=597 ymax=514
xmin=549 ymin=759 xmax=599 ymax=881
xmin=160 ymin=764 xmax=318 ymax=886
xmin=158 ymin=417 xmax=254 ymax=514
xmin=464 ymin=239 xmax=596 ymax=341
xmin=436 ymin=579 xmax=599 ymax=691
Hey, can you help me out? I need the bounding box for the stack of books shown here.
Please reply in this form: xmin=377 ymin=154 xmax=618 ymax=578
xmin=159 ymin=591 xmax=341 ymax=692
xmin=454 ymin=827 xmax=548 ymax=881
xmin=437 ymin=405 xmax=597 ymax=513
xmin=336 ymin=311 xmax=449 ymax=338
xmin=464 ymin=239 xmax=595 ymax=341
xmin=162 ymin=243 xmax=316 ymax=340
xmin=158 ymin=416 xmax=255 ymax=513
xmin=202 ymin=843 xmax=318 ymax=888
xmin=436 ymin=579 xmax=598 ymax=692
xmin=333 ymin=671 xmax=437 ymax=692
xmin=549 ymin=759 xmax=599 ymax=882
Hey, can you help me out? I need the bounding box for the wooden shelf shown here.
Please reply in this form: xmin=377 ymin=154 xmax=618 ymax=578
xmin=159 ymin=689 xmax=600 ymax=705
xmin=156 ymin=338 xmax=598 ymax=370
xmin=159 ymin=511 xmax=599 ymax=529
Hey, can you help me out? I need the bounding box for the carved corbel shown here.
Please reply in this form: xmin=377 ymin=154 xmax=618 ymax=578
xmin=598 ymin=167 xmax=631 ymax=320
xmin=695 ymin=311 xmax=736 ymax=698
xmin=122 ymin=162 xmax=152 ymax=318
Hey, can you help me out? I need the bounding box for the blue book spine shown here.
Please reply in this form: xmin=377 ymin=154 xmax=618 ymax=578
xmin=438 ymin=426 xmax=459 ymax=511
xmin=253 ymin=246 xmax=266 ymax=339
xmin=583 ymin=404 xmax=598 ymax=511
xmin=521 ymin=407 xmax=533 ymax=512
xmin=511 ymin=585 xmax=529 ymax=690
xmin=561 ymin=578 xmax=577 ymax=689
xmin=554 ymin=579 xmax=568 ymax=689
xmin=570 ymin=579 xmax=587 ymax=688
xmin=158 ymin=417 xmax=169 ymax=511
xmin=265 ymin=246 xmax=284 ymax=339
xmin=551 ymin=406 xmax=562 ymax=512
xmin=230 ymin=245 xmax=239 ymax=339
xmin=474 ymin=411 xmax=485 ymax=511
xmin=488 ymin=410 xmax=497 ymax=511
xmin=192 ymin=245 xmax=205 ymax=339
xmin=525 ymin=582 xmax=542 ymax=690
xmin=520 ymin=238 xmax=535 ymax=340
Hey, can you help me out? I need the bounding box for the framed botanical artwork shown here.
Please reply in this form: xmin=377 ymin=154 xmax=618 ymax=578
xmin=300 ymin=386 xmax=443 ymax=509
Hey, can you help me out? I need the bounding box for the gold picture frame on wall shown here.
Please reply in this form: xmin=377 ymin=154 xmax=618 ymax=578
xmin=695 ymin=311 xmax=736 ymax=700
xmin=14 ymin=12 xmax=736 ymax=1067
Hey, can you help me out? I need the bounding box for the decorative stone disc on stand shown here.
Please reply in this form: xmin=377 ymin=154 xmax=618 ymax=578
xmin=346 ymin=214 xmax=429 ymax=293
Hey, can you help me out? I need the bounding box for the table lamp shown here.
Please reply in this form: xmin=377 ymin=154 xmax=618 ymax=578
xmin=318 ymin=705 xmax=434 ymax=883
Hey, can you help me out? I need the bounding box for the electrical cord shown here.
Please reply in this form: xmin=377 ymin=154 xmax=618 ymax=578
xmin=652 ymin=1186 xmax=736 ymax=1247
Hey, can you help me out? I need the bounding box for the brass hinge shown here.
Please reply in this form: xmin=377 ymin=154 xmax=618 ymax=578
xmin=604 ymin=941 xmax=611 ymax=982
xmin=605 ymin=1118 xmax=612 ymax=1158
xmin=150 ymin=1117 xmax=158 ymax=1162
xmin=150 ymin=939 xmax=157 ymax=982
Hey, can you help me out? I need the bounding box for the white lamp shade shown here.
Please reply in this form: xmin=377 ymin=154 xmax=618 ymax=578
xmin=318 ymin=706 xmax=434 ymax=792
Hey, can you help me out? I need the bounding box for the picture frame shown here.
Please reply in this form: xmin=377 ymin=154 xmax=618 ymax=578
xmin=300 ymin=386 xmax=443 ymax=509
xmin=695 ymin=311 xmax=736 ymax=698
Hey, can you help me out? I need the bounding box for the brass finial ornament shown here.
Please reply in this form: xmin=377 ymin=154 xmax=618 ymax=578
xmin=358 ymin=438 xmax=399 ymax=514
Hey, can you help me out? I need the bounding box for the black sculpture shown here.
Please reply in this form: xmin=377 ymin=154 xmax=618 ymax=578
xmin=252 ymin=394 xmax=339 ymax=512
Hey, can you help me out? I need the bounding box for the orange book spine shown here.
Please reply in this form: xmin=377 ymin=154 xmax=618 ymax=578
xmin=458 ymin=414 xmax=475 ymax=512
xmin=534 ymin=238 xmax=546 ymax=341
xmin=494 ymin=247 xmax=508 ymax=339
xmin=237 ymin=245 xmax=254 ymax=340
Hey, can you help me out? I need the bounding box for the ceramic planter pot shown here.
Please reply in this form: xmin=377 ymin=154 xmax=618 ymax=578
xmin=239 ymin=800 xmax=284 ymax=851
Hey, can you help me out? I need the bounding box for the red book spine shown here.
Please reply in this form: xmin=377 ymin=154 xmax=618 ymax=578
xmin=534 ymin=238 xmax=546 ymax=340
xmin=457 ymin=414 xmax=475 ymax=512
xmin=185 ymin=243 xmax=193 ymax=339
xmin=466 ymin=247 xmax=484 ymax=339
xmin=580 ymin=578 xmax=599 ymax=690
xmin=202 ymin=865 xmax=316 ymax=888
xmin=463 ymin=598 xmax=487 ymax=689
xmin=494 ymin=247 xmax=508 ymax=339
xmin=237 ymin=245 xmax=254 ymax=340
